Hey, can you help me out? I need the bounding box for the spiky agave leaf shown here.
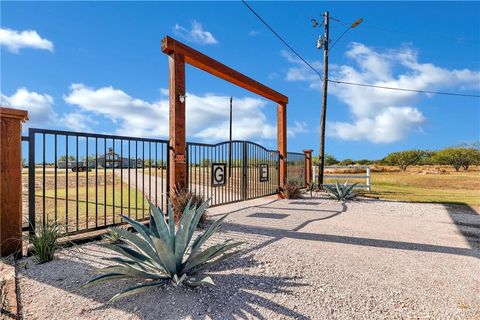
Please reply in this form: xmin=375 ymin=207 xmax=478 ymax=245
xmin=323 ymin=180 xmax=359 ymax=201
xmin=83 ymin=197 xmax=242 ymax=301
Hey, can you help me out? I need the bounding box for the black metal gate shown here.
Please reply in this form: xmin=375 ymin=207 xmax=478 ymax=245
xmin=186 ymin=140 xmax=279 ymax=206
xmin=26 ymin=128 xmax=169 ymax=235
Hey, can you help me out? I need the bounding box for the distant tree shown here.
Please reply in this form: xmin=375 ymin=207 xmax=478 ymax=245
xmin=22 ymin=158 xmax=27 ymax=168
xmin=434 ymin=148 xmax=480 ymax=171
xmin=324 ymin=154 xmax=339 ymax=166
xmin=200 ymin=159 xmax=212 ymax=167
xmin=59 ymin=155 xmax=75 ymax=161
xmin=155 ymin=160 xmax=167 ymax=168
xmin=144 ymin=159 xmax=154 ymax=168
xmin=338 ymin=158 xmax=355 ymax=166
xmin=383 ymin=150 xmax=427 ymax=171
xmin=312 ymin=154 xmax=338 ymax=166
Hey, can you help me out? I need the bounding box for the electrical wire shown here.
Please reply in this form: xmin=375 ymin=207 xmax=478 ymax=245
xmin=241 ymin=0 xmax=323 ymax=80
xmin=328 ymin=79 xmax=480 ymax=98
xmin=329 ymin=26 xmax=351 ymax=51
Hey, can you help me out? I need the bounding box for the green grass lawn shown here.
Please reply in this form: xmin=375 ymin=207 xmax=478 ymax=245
xmin=35 ymin=183 xmax=150 ymax=231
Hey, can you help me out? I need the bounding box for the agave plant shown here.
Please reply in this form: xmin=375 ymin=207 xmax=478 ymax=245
xmin=323 ymin=180 xmax=359 ymax=200
xmin=83 ymin=199 xmax=242 ymax=301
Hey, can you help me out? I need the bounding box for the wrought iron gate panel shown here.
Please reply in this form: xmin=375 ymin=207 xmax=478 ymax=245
xmin=27 ymin=128 xmax=169 ymax=235
xmin=187 ymin=141 xmax=246 ymax=206
xmin=187 ymin=140 xmax=279 ymax=206
xmin=244 ymin=142 xmax=279 ymax=200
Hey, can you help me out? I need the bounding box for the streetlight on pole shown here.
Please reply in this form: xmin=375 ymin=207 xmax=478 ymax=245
xmin=313 ymin=13 xmax=363 ymax=188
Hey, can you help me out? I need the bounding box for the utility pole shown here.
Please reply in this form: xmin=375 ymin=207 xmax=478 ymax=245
xmin=318 ymin=11 xmax=329 ymax=188
xmin=313 ymin=13 xmax=362 ymax=188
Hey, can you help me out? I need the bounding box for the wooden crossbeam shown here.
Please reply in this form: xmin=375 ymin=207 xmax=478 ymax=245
xmin=161 ymin=36 xmax=288 ymax=104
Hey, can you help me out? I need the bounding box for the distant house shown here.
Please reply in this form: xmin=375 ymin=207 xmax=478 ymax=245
xmin=96 ymin=148 xmax=143 ymax=168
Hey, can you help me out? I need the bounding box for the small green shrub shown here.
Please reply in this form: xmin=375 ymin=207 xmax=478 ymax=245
xmin=285 ymin=178 xmax=303 ymax=199
xmin=30 ymin=221 xmax=62 ymax=263
xmin=172 ymin=186 xmax=206 ymax=225
xmin=323 ymin=180 xmax=358 ymax=201
xmin=83 ymin=199 xmax=243 ymax=302
xmin=103 ymin=229 xmax=122 ymax=244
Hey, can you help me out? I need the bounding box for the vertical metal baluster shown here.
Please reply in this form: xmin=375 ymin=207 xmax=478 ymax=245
xmin=135 ymin=141 xmax=138 ymax=220
xmin=54 ymin=134 xmax=57 ymax=222
xmin=128 ymin=140 xmax=131 ymax=218
xmin=96 ymin=138 xmax=100 ymax=226
xmin=42 ymin=133 xmax=46 ymax=227
xmin=149 ymin=142 xmax=151 ymax=205
xmin=112 ymin=139 xmax=115 ymax=225
xmin=142 ymin=141 xmax=145 ymax=218
xmin=65 ymin=135 xmax=69 ymax=232
xmin=104 ymin=138 xmax=107 ymax=226
xmin=155 ymin=142 xmax=158 ymax=207
xmin=76 ymin=135 xmax=79 ymax=231
xmin=28 ymin=129 xmax=35 ymax=235
xmin=121 ymin=139 xmax=123 ymax=221
xmin=86 ymin=137 xmax=88 ymax=229
xmin=160 ymin=143 xmax=163 ymax=210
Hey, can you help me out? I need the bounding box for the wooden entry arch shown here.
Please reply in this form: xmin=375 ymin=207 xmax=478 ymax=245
xmin=161 ymin=35 xmax=288 ymax=197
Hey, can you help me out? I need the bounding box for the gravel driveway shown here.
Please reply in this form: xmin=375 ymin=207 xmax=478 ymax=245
xmin=17 ymin=195 xmax=480 ymax=319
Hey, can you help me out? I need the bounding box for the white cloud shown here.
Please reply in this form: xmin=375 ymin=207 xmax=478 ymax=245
xmin=248 ymin=30 xmax=260 ymax=36
xmin=0 ymin=28 xmax=53 ymax=53
xmin=0 ymin=88 xmax=57 ymax=127
xmin=64 ymin=84 xmax=278 ymax=142
xmin=328 ymin=107 xmax=425 ymax=143
xmin=283 ymin=43 xmax=480 ymax=143
xmin=287 ymin=121 xmax=308 ymax=138
xmin=173 ymin=21 xmax=218 ymax=45
xmin=60 ymin=112 xmax=98 ymax=132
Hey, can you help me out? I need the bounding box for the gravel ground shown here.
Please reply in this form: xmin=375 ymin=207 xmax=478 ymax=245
xmin=17 ymin=195 xmax=480 ymax=320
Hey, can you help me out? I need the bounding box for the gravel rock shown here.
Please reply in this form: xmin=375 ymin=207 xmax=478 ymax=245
xmin=17 ymin=195 xmax=480 ymax=319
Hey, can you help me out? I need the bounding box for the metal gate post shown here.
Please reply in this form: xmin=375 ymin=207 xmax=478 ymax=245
xmin=303 ymin=149 xmax=313 ymax=189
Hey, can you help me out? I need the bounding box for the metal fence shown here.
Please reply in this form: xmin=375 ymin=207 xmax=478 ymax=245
xmin=26 ymin=128 xmax=169 ymax=235
xmin=24 ymin=127 xmax=307 ymax=236
xmin=286 ymin=152 xmax=306 ymax=187
xmin=186 ymin=140 xmax=279 ymax=206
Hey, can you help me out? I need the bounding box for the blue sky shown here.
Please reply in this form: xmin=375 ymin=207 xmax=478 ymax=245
xmin=1 ymin=1 xmax=479 ymax=160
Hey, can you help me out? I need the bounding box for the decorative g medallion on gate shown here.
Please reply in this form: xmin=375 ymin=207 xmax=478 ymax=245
xmin=212 ymin=163 xmax=226 ymax=186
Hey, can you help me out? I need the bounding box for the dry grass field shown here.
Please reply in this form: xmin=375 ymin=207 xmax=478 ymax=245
xmin=326 ymin=165 xmax=480 ymax=208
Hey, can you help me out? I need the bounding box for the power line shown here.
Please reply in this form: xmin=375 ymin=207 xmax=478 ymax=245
xmin=329 ymin=27 xmax=350 ymax=51
xmin=241 ymin=0 xmax=323 ymax=80
xmin=241 ymin=1 xmax=480 ymax=99
xmin=328 ymin=79 xmax=480 ymax=98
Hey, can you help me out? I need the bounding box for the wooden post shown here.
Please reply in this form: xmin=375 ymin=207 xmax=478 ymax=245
xmin=0 ymin=107 xmax=28 ymax=257
xmin=168 ymin=51 xmax=187 ymax=197
xmin=303 ymin=149 xmax=313 ymax=189
xmin=277 ymin=102 xmax=287 ymax=198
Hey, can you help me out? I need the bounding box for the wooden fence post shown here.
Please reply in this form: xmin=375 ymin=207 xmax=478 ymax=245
xmin=0 ymin=107 xmax=28 ymax=257
xmin=303 ymin=149 xmax=313 ymax=189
